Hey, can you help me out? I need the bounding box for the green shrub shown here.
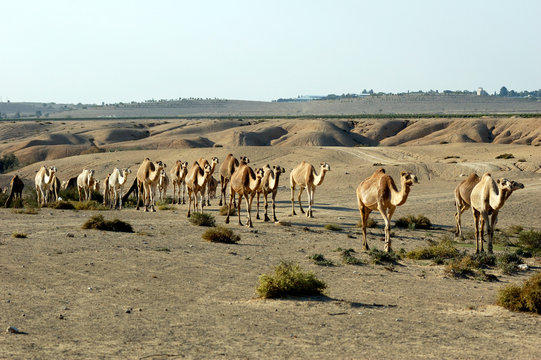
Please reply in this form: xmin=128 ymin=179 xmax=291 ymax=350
xmin=495 ymin=153 xmax=514 ymax=159
xmin=406 ymin=239 xmax=460 ymax=261
xmin=48 ymin=200 xmax=76 ymax=210
xmin=0 ymin=153 xmax=19 ymax=173
xmin=202 ymin=226 xmax=240 ymax=244
xmin=503 ymin=225 xmax=524 ymax=237
xmin=324 ymin=223 xmax=342 ymax=231
xmin=82 ymin=214 xmax=133 ymax=233
xmin=368 ymin=249 xmax=400 ymax=264
xmin=395 ymin=214 xmax=431 ymax=230
xmin=310 ymin=254 xmax=335 ymax=266
xmin=497 ymin=272 xmax=541 ymax=314
xmin=189 ymin=212 xmax=216 ymax=227
xmin=496 ymin=252 xmax=523 ymax=274
xmin=339 ymin=248 xmax=364 ymax=265
xmin=517 ymin=230 xmax=541 ymax=254
xmin=74 ymin=200 xmax=108 ymax=211
xmin=445 ymin=256 xmax=477 ymax=278
xmin=256 ymin=261 xmax=326 ymax=299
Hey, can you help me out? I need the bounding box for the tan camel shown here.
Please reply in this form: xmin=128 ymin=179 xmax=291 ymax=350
xmin=77 ymin=169 xmax=96 ymax=201
xmin=61 ymin=176 xmax=78 ymax=190
xmin=170 ymin=160 xmax=188 ymax=204
xmin=47 ymin=173 xmax=61 ymax=203
xmin=136 ymin=158 xmax=166 ymax=212
xmin=290 ymin=161 xmax=330 ymax=218
xmin=207 ymin=175 xmax=219 ymax=200
xmin=470 ymin=173 xmax=524 ymax=253
xmin=158 ymin=169 xmax=169 ymax=201
xmin=5 ymin=175 xmax=24 ymax=208
xmin=108 ymin=168 xmax=131 ymax=209
xmin=102 ymin=173 xmax=111 ymax=206
xmin=185 ymin=161 xmax=212 ymax=217
xmin=34 ymin=165 xmax=57 ymax=207
xmin=454 ymin=173 xmax=481 ymax=239
xmin=225 ymin=164 xmax=264 ymax=228
xmin=219 ymin=154 xmax=249 ymax=206
xmin=256 ymin=165 xmax=286 ymax=222
xmin=197 ymin=157 xmax=219 ymax=206
xmin=356 ymin=168 xmax=418 ymax=252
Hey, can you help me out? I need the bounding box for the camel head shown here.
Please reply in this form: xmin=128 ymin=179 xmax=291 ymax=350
xmin=496 ymin=178 xmax=520 ymax=193
xmin=320 ymin=162 xmax=331 ymax=172
xmin=156 ymin=160 xmax=166 ymax=170
xmin=122 ymin=168 xmax=132 ymax=177
xmin=93 ymin=179 xmax=100 ymax=192
xmin=273 ymin=166 xmax=285 ymax=175
xmin=211 ymin=157 xmax=219 ymax=166
xmin=255 ymin=167 xmax=265 ymax=179
xmin=89 ymin=169 xmax=95 ymax=177
xmin=49 ymin=166 xmax=57 ymax=175
xmin=181 ymin=161 xmax=188 ymax=169
xmin=240 ymin=156 xmax=250 ymax=165
xmin=509 ymin=180 xmax=524 ymax=191
xmin=203 ymin=163 xmax=212 ymax=175
xmin=400 ymin=171 xmax=418 ymax=186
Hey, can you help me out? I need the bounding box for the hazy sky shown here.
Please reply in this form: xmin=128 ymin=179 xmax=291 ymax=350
xmin=1 ymin=0 xmax=539 ymax=104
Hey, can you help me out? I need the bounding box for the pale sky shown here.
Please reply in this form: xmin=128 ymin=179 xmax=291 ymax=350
xmin=1 ymin=0 xmax=539 ymax=104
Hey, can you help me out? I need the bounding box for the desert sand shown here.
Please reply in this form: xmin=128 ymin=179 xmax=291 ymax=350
xmin=1 ymin=138 xmax=541 ymax=359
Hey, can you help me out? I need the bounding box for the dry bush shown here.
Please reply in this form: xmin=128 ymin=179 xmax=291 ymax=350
xmin=74 ymin=200 xmax=108 ymax=211
xmin=82 ymin=214 xmax=133 ymax=233
xmin=219 ymin=205 xmax=236 ymax=216
xmin=495 ymin=153 xmax=514 ymax=159
xmin=12 ymin=232 xmax=27 ymax=238
xmin=517 ymin=230 xmax=541 ymax=255
xmin=256 ymin=261 xmax=326 ymax=299
xmin=497 ymin=272 xmax=541 ymax=314
xmin=395 ymin=214 xmax=432 ymax=230
xmin=406 ymin=239 xmax=460 ymax=262
xmin=310 ymin=254 xmax=335 ymax=266
xmin=202 ymin=226 xmax=240 ymax=244
xmin=48 ymin=200 xmax=76 ymax=210
xmin=189 ymin=212 xmax=216 ymax=227
xmin=368 ymin=249 xmax=401 ymax=265
xmin=338 ymin=248 xmax=364 ymax=265
xmin=324 ymin=223 xmax=342 ymax=231
xmin=356 ymin=218 xmax=378 ymax=228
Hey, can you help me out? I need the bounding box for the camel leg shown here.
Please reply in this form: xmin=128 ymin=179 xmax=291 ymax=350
xmin=488 ymin=211 xmax=498 ymax=254
xmin=264 ymin=192 xmax=271 ymax=222
xmin=206 ymin=183 xmax=211 ymax=206
xmin=290 ymin=184 xmax=297 ymax=216
xmin=225 ymin=189 xmax=235 ymax=224
xmin=237 ymin=193 xmax=243 ymax=226
xmin=306 ymin=186 xmax=315 ymax=218
xmin=360 ymin=206 xmax=371 ymax=251
xmin=379 ymin=206 xmax=392 ymax=253
xmin=256 ymin=192 xmax=261 ymax=220
xmin=472 ymin=210 xmax=481 ymax=253
xmin=246 ymin=193 xmax=255 ymax=228
xmin=297 ymin=187 xmax=305 ymax=214
xmin=271 ymin=191 xmax=278 ymax=223
xmin=187 ymin=189 xmax=193 ymax=217
xmin=219 ymin=176 xmax=227 ymax=206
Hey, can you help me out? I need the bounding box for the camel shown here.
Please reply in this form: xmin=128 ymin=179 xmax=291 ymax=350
xmin=77 ymin=169 xmax=96 ymax=201
xmin=219 ymin=154 xmax=249 ymax=206
xmin=170 ymin=160 xmax=188 ymax=204
xmin=136 ymin=158 xmax=166 ymax=212
xmin=92 ymin=179 xmax=100 ymax=193
xmin=108 ymin=168 xmax=131 ymax=209
xmin=197 ymin=157 xmax=219 ymax=206
xmin=34 ymin=165 xmax=57 ymax=207
xmin=207 ymin=175 xmax=219 ymax=200
xmin=356 ymin=168 xmax=418 ymax=252
xmin=102 ymin=173 xmax=111 ymax=206
xmin=158 ymin=169 xmax=169 ymax=202
xmin=470 ymin=173 xmax=524 ymax=253
xmin=47 ymin=173 xmax=61 ymax=203
xmin=454 ymin=173 xmax=481 ymax=239
xmin=61 ymin=176 xmax=78 ymax=190
xmin=5 ymin=175 xmax=24 ymax=208
xmin=256 ymin=165 xmax=286 ymax=222
xmin=290 ymin=161 xmax=330 ymax=218
xmin=225 ymin=164 xmax=264 ymax=228
xmin=185 ymin=161 xmax=212 ymax=217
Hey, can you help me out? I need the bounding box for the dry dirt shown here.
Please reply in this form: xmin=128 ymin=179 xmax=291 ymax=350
xmin=1 ymin=144 xmax=541 ymax=359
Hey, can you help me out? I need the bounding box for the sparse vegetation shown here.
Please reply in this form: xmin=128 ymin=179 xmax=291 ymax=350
xmin=517 ymin=230 xmax=541 ymax=255
xmin=496 ymin=252 xmax=523 ymax=274
xmin=12 ymin=232 xmax=27 ymax=238
xmin=495 ymin=153 xmax=514 ymax=159
xmin=189 ymin=212 xmax=216 ymax=227
xmin=82 ymin=214 xmax=133 ymax=232
xmin=368 ymin=249 xmax=401 ymax=264
xmin=219 ymin=205 xmax=236 ymax=216
xmin=356 ymin=218 xmax=378 ymax=228
xmin=202 ymin=226 xmax=240 ymax=244
xmin=339 ymin=248 xmax=364 ymax=265
xmin=497 ymin=272 xmax=541 ymax=314
xmin=310 ymin=254 xmax=335 ymax=266
xmin=48 ymin=200 xmax=76 ymax=210
xmin=74 ymin=200 xmax=108 ymax=211
xmin=13 ymin=206 xmax=39 ymax=215
xmin=406 ymin=239 xmax=460 ymax=263
xmin=256 ymin=261 xmax=326 ymax=299
xmin=503 ymin=225 xmax=524 ymax=237
xmin=395 ymin=214 xmax=432 ymax=230
xmin=324 ymin=223 xmax=342 ymax=231
xmin=0 ymin=153 xmax=19 ymax=173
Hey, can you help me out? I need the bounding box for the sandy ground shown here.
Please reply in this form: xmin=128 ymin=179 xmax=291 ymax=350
xmin=1 ymin=144 xmax=541 ymax=359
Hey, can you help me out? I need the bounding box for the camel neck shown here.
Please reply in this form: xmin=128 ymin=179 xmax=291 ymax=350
xmin=391 ymin=180 xmax=411 ymax=206
xmin=314 ymin=169 xmax=327 ymax=186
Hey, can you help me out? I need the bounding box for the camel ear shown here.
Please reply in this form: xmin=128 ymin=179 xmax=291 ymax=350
xmin=400 ymin=171 xmax=406 ymax=176
xmin=497 ymin=179 xmax=500 ymax=184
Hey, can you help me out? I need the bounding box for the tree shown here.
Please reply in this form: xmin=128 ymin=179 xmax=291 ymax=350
xmin=499 ymin=86 xmax=509 ymax=97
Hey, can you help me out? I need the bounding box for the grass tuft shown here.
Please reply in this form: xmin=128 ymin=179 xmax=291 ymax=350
xmin=202 ymin=226 xmax=240 ymax=244
xmin=48 ymin=200 xmax=76 ymax=210
xmin=189 ymin=212 xmax=216 ymax=227
xmin=495 ymin=153 xmax=514 ymax=159
xmin=406 ymin=239 xmax=460 ymax=262
xmin=395 ymin=214 xmax=432 ymax=230
xmin=368 ymin=249 xmax=401 ymax=264
xmin=324 ymin=223 xmax=342 ymax=231
xmin=310 ymin=254 xmax=335 ymax=266
xmin=82 ymin=214 xmax=133 ymax=233
xmin=497 ymin=272 xmax=541 ymax=314
xmin=338 ymin=248 xmax=364 ymax=265
xmin=12 ymin=232 xmax=27 ymax=238
xmin=219 ymin=205 xmax=236 ymax=216
xmin=517 ymin=230 xmax=541 ymax=255
xmin=356 ymin=218 xmax=378 ymax=228
xmin=256 ymin=261 xmax=326 ymax=299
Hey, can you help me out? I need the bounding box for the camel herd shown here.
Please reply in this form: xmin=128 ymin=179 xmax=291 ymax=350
xmin=2 ymin=152 xmax=525 ymax=254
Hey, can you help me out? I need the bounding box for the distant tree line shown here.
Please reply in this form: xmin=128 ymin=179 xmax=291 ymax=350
xmin=0 ymin=153 xmax=18 ymax=173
